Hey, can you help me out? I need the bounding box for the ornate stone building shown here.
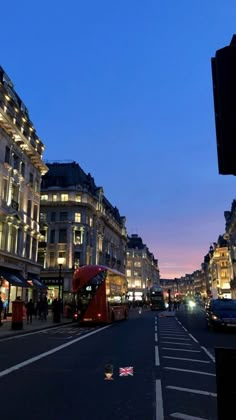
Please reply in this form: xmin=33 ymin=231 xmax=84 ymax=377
xmin=126 ymin=234 xmax=160 ymax=303
xmin=38 ymin=161 xmax=127 ymax=304
xmin=0 ymin=66 xmax=48 ymax=312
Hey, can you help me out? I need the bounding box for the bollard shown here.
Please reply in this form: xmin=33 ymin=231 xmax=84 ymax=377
xmin=215 ymin=347 xmax=236 ymax=420
xmin=11 ymin=299 xmax=24 ymax=330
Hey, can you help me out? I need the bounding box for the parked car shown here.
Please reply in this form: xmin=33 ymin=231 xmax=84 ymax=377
xmin=206 ymin=299 xmax=236 ymax=330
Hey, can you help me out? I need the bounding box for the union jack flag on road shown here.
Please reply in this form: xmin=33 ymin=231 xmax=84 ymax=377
xmin=119 ymin=367 xmax=134 ymax=376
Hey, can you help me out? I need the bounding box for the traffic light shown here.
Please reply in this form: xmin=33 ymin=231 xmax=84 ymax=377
xmin=211 ymin=35 xmax=236 ymax=175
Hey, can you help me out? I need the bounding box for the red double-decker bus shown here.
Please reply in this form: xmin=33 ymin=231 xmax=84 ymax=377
xmin=72 ymin=265 xmax=129 ymax=324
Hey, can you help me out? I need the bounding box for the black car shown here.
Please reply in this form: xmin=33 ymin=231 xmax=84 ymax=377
xmin=206 ymin=299 xmax=236 ymax=330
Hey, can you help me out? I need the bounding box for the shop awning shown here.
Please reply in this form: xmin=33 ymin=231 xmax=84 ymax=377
xmin=0 ymin=268 xmax=31 ymax=287
xmin=27 ymin=274 xmax=47 ymax=289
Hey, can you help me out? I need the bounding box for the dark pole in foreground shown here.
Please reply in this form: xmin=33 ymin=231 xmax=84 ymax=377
xmin=215 ymin=347 xmax=236 ymax=420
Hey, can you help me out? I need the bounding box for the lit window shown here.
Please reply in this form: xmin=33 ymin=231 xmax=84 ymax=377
xmin=52 ymin=194 xmax=57 ymax=202
xmin=134 ymin=280 xmax=141 ymax=288
xmin=75 ymin=194 xmax=81 ymax=202
xmin=75 ymin=213 xmax=81 ymax=223
xmin=134 ymin=261 xmax=141 ymax=267
xmin=89 ymin=217 xmax=93 ymax=227
xmin=126 ymin=269 xmax=131 ymax=277
xmin=61 ymin=194 xmax=68 ymax=202
xmin=41 ymin=195 xmax=48 ymax=201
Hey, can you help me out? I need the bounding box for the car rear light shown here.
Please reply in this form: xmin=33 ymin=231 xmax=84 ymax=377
xmin=97 ymin=313 xmax=101 ymax=318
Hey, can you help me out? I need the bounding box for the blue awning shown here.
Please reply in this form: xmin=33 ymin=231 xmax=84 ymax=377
xmin=0 ymin=268 xmax=31 ymax=287
xmin=27 ymin=274 xmax=47 ymax=289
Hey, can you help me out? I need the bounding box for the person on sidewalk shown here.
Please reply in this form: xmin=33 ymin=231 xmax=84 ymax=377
xmin=26 ymin=299 xmax=34 ymax=324
xmin=0 ymin=297 xmax=3 ymax=326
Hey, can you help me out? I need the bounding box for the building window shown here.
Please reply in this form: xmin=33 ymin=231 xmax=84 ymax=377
xmin=126 ymin=269 xmax=131 ymax=277
xmin=33 ymin=204 xmax=38 ymax=221
xmin=41 ymin=195 xmax=48 ymax=201
xmin=51 ymin=212 xmax=56 ymax=222
xmin=75 ymin=212 xmax=81 ymax=223
xmin=5 ymin=146 xmax=10 ymax=164
xmin=59 ymin=229 xmax=67 ymax=243
xmin=74 ymin=230 xmax=82 ymax=245
xmin=49 ymin=252 xmax=55 ymax=267
xmin=134 ymin=271 xmax=140 ymax=277
xmin=34 ymin=178 xmax=40 ymax=193
xmin=25 ymin=235 xmax=31 ymax=259
xmin=75 ymin=194 xmax=81 ymax=202
xmin=60 ymin=212 xmax=68 ymax=221
xmin=61 ymin=194 xmax=68 ymax=202
xmin=27 ymin=200 xmax=32 ymax=218
xmin=40 ymin=212 xmax=47 ymax=222
xmin=2 ymin=178 xmax=8 ymax=202
xmin=29 ymin=173 xmax=34 ymax=188
xmin=32 ymin=237 xmax=37 ymax=262
xmin=89 ymin=217 xmax=93 ymax=227
xmin=52 ymin=194 xmax=57 ymax=202
xmin=50 ymin=229 xmax=55 ymax=243
xmin=13 ymin=153 xmax=20 ymax=171
xmin=134 ymin=280 xmax=141 ymax=288
xmin=134 ymin=261 xmax=141 ymax=267
xmin=21 ymin=162 xmax=25 ymax=177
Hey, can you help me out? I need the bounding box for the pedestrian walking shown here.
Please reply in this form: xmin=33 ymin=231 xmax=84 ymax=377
xmin=26 ymin=299 xmax=34 ymax=324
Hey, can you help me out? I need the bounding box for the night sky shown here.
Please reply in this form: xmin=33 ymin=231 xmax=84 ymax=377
xmin=2 ymin=1 xmax=236 ymax=278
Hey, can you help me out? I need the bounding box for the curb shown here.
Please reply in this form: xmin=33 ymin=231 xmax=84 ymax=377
xmin=0 ymin=320 xmax=73 ymax=340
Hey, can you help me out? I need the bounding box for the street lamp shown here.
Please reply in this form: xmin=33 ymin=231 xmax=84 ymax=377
xmin=57 ymin=257 xmax=65 ymax=304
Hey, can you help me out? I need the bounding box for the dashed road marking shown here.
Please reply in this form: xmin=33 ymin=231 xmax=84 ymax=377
xmin=155 ymin=345 xmax=160 ymax=366
xmin=201 ymin=346 xmax=215 ymax=363
xmin=166 ymin=385 xmax=217 ymax=397
xmin=162 ymin=356 xmax=210 ymax=363
xmin=170 ymin=412 xmax=208 ymax=420
xmin=163 ymin=366 xmax=215 ymax=376
xmin=155 ymin=379 xmax=164 ymax=420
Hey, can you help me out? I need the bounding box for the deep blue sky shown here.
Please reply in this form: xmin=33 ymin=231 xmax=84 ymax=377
xmin=2 ymin=1 xmax=236 ymax=278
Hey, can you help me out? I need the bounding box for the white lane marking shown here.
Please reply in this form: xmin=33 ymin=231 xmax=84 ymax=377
xmin=162 ymin=348 xmax=201 ymax=353
xmin=163 ymin=367 xmax=215 ymax=376
xmin=188 ymin=334 xmax=199 ymax=343
xmin=162 ymin=356 xmax=210 ymax=363
xmin=170 ymin=412 xmax=208 ymax=420
xmin=0 ymin=325 xmax=111 ymax=378
xmin=155 ymin=345 xmax=160 ymax=366
xmin=162 ymin=342 xmax=192 ymax=346
xmin=160 ymin=337 xmax=191 ymax=341
xmin=160 ymin=332 xmax=187 ymax=336
xmin=155 ymin=333 xmax=158 ymax=342
xmin=201 ymin=346 xmax=215 ymax=363
xmin=155 ymin=379 xmax=164 ymax=420
xmin=166 ymin=385 xmax=217 ymax=397
xmin=155 ymin=326 xmax=157 ymax=332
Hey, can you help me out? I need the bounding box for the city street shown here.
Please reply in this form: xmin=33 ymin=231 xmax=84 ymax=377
xmin=0 ymin=306 xmax=235 ymax=419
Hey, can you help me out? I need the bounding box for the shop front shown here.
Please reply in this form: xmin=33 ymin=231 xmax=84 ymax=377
xmin=27 ymin=273 xmax=47 ymax=303
xmin=0 ymin=268 xmax=31 ymax=314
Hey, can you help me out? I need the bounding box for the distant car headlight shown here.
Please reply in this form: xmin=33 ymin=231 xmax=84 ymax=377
xmin=188 ymin=301 xmax=196 ymax=308
xmin=212 ymin=315 xmax=219 ymax=320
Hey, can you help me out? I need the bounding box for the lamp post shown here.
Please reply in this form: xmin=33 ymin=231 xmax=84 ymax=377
xmin=57 ymin=257 xmax=65 ymax=315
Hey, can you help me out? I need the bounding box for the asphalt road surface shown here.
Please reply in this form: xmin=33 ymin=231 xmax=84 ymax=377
xmin=0 ymin=306 xmax=235 ymax=419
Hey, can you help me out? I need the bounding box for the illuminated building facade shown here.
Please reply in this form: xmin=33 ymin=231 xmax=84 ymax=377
xmin=0 ymin=66 xmax=48 ymax=313
xmin=38 ymin=161 xmax=127 ymax=305
xmin=208 ymin=237 xmax=231 ymax=299
xmin=126 ymin=234 xmax=160 ymax=303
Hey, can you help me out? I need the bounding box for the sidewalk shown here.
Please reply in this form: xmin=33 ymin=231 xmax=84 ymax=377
xmin=0 ymin=313 xmax=73 ymax=339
